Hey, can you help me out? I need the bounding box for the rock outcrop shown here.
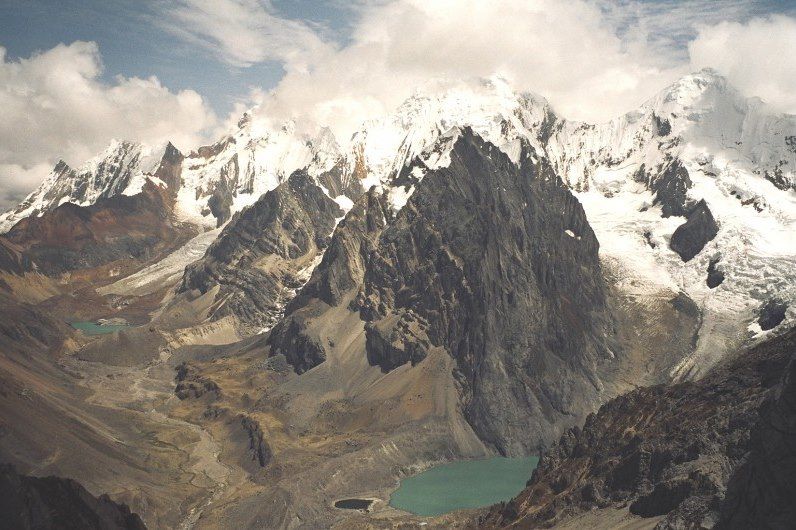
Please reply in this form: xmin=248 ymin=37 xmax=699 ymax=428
xmin=758 ymin=299 xmax=788 ymax=331
xmin=718 ymin=336 xmax=796 ymax=528
xmin=649 ymin=159 xmax=694 ymax=218
xmin=0 ymin=464 xmax=147 ymax=530
xmin=239 ymin=415 xmax=272 ymax=469
xmin=670 ymin=199 xmax=719 ymax=262
xmin=356 ymin=129 xmax=617 ymax=453
xmin=707 ymin=257 xmax=725 ymax=288
xmin=174 ymin=362 xmax=221 ymax=400
xmin=266 ymin=316 xmax=328 ymax=374
xmin=178 ymin=170 xmax=342 ymax=334
xmin=480 ymin=327 xmax=796 ymax=529
xmin=266 ymin=187 xmax=390 ymax=373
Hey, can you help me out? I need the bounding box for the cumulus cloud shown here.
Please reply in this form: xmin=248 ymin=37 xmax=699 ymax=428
xmin=689 ymin=15 xmax=796 ymax=114
xmin=4 ymin=1 xmax=796 ymax=212
xmin=0 ymin=164 xmax=53 ymax=211
xmin=0 ymin=41 xmax=217 ymax=210
xmin=253 ymin=0 xmax=688 ymax=140
xmin=235 ymin=0 xmax=796 ymax=141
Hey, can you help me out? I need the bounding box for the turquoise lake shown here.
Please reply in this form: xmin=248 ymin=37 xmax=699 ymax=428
xmin=69 ymin=321 xmax=131 ymax=336
xmin=389 ymin=456 xmax=539 ymax=516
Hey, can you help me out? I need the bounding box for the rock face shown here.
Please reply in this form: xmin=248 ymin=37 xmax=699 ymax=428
xmin=178 ymin=170 xmax=342 ymax=334
xmin=648 ymin=159 xmax=694 ymax=218
xmin=150 ymin=142 xmax=184 ymax=193
xmin=0 ymin=291 xmax=68 ymax=354
xmin=0 ymin=238 xmax=32 ymax=275
xmin=266 ymin=187 xmax=390 ymax=373
xmin=356 ymin=130 xmax=616 ymax=453
xmin=670 ymin=199 xmax=719 ymax=262
xmin=480 ymin=327 xmax=796 ymax=529
xmin=0 ymin=464 xmax=147 ymax=530
xmin=719 ymin=337 xmax=796 ymax=528
xmin=758 ymin=299 xmax=788 ymax=331
xmin=268 ymin=130 xmax=617 ymax=452
xmin=316 ymin=159 xmax=365 ymax=203
xmin=289 ymin=187 xmax=390 ymax=310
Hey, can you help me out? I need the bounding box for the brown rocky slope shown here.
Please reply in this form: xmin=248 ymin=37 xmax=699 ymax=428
xmin=0 ymin=464 xmax=146 ymax=530
xmin=479 ymin=327 xmax=796 ymax=529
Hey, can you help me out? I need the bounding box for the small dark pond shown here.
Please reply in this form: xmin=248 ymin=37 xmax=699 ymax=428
xmin=334 ymin=498 xmax=373 ymax=511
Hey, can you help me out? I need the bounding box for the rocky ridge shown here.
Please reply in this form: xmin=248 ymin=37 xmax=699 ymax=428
xmin=0 ymin=464 xmax=146 ymax=530
xmin=177 ymin=170 xmax=342 ymax=335
xmin=268 ymin=129 xmax=618 ymax=453
xmin=479 ymin=326 xmax=796 ymax=529
xmin=356 ymin=130 xmax=617 ymax=453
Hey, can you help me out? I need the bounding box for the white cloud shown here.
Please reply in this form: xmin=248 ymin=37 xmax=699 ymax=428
xmin=241 ymin=1 xmax=796 ymax=141
xmin=0 ymin=163 xmax=53 ymax=211
xmin=4 ymin=2 xmax=795 ymax=212
xmin=159 ymin=0 xmax=335 ymax=69
xmin=689 ymin=15 xmax=796 ymax=114
xmin=0 ymin=41 xmax=217 ymax=209
xmin=245 ymin=0 xmax=688 ymax=140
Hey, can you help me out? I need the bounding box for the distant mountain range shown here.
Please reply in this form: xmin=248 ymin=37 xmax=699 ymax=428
xmin=4 ymin=69 xmax=793 ymax=370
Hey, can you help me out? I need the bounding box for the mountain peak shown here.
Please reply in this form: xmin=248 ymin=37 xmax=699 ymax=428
xmin=652 ymin=68 xmax=738 ymax=111
xmin=53 ymin=159 xmax=72 ymax=173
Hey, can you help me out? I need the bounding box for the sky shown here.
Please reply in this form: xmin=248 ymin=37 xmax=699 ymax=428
xmin=1 ymin=0 xmax=796 ymax=209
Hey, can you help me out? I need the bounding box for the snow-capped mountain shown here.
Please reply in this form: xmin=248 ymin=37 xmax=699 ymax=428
xmin=6 ymin=70 xmax=793 ymax=230
xmin=367 ymin=72 xmax=795 ymax=374
xmin=172 ymin=115 xmax=346 ymax=226
xmin=2 ymin=69 xmax=795 ymax=376
xmin=349 ymin=72 xmax=796 ymax=373
xmin=0 ymin=140 xmax=181 ymax=232
xmin=0 ymin=77 xmax=555 ymax=232
xmin=539 ymin=69 xmax=796 ymax=377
